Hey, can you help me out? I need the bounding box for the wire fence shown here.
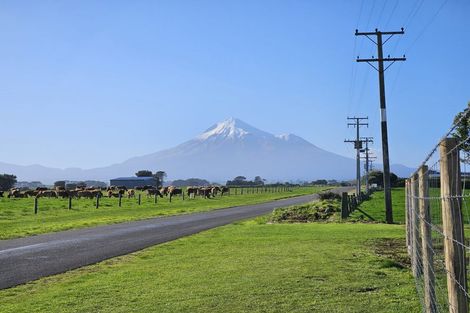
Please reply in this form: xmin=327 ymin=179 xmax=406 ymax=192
xmin=406 ymin=108 xmax=470 ymax=313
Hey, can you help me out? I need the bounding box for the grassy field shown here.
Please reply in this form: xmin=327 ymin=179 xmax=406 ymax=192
xmin=0 ymin=186 xmax=325 ymax=239
xmin=0 ymin=218 xmax=419 ymax=313
xmin=350 ymin=188 xmax=406 ymax=223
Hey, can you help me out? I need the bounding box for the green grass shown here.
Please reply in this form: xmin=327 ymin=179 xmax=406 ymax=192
xmin=350 ymin=188 xmax=406 ymax=223
xmin=0 ymin=220 xmax=419 ymax=313
xmin=0 ymin=187 xmax=324 ymax=240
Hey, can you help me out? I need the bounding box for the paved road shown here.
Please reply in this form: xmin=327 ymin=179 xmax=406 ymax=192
xmin=0 ymin=187 xmax=350 ymax=289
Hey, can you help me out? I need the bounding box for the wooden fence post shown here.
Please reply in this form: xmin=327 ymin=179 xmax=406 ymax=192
xmin=439 ymin=138 xmax=468 ymax=313
xmin=34 ymin=197 xmax=38 ymax=214
xmin=341 ymin=192 xmax=349 ymax=220
xmin=68 ymin=196 xmax=72 ymax=210
xmin=411 ymin=173 xmax=422 ymax=278
xmin=138 ymin=193 xmax=141 ymax=205
xmin=154 ymin=194 xmax=158 ymax=204
xmin=95 ymin=194 xmax=100 ymax=209
xmin=418 ymin=165 xmax=437 ymax=313
xmin=118 ymin=193 xmax=122 ymax=207
xmin=405 ymin=179 xmax=411 ymax=256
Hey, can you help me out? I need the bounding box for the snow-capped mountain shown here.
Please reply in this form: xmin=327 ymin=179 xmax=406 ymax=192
xmin=0 ymin=118 xmax=414 ymax=183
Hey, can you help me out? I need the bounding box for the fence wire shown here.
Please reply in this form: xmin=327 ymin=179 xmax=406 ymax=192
xmin=407 ymin=108 xmax=470 ymax=313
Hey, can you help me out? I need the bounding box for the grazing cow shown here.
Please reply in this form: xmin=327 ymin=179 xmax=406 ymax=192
xmin=0 ymin=191 xmax=4 ymax=197
xmin=24 ymin=190 xmax=39 ymax=197
xmin=107 ymin=190 xmax=120 ymax=198
xmin=35 ymin=187 xmax=48 ymax=191
xmin=220 ymin=186 xmax=229 ymax=196
xmin=8 ymin=190 xmax=27 ymax=198
xmin=78 ymin=190 xmax=94 ymax=199
xmin=37 ymin=190 xmax=58 ymax=198
xmin=56 ymin=190 xmax=69 ymax=198
xmin=55 ymin=186 xmax=66 ymax=191
xmin=127 ymin=189 xmax=135 ymax=198
xmin=116 ymin=186 xmax=128 ymax=191
xmin=68 ymin=190 xmax=78 ymax=198
xmin=147 ymin=188 xmax=163 ymax=198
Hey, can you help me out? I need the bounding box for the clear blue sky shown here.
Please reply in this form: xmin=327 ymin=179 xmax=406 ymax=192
xmin=0 ymin=0 xmax=468 ymax=169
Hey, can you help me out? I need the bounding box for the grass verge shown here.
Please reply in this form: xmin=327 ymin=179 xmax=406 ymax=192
xmin=350 ymin=188 xmax=406 ymax=223
xmin=0 ymin=220 xmax=419 ymax=313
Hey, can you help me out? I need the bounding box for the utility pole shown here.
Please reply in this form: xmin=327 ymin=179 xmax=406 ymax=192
xmin=344 ymin=117 xmax=369 ymax=197
xmin=355 ymin=28 xmax=406 ymax=224
xmin=360 ymin=137 xmax=374 ymax=193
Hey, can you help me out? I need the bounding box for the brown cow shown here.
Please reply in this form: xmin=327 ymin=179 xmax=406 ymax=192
xmin=127 ymin=189 xmax=135 ymax=198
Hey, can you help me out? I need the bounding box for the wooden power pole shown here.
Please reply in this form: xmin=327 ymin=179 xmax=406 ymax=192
xmin=360 ymin=137 xmax=374 ymax=193
xmin=355 ymin=28 xmax=406 ymax=224
xmin=345 ymin=117 xmax=369 ymax=197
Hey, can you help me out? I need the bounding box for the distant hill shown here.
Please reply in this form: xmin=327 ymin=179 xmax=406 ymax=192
xmin=0 ymin=118 xmax=414 ymax=183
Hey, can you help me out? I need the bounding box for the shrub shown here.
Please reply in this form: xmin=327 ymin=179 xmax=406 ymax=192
xmin=270 ymin=200 xmax=340 ymax=223
xmin=318 ymin=192 xmax=341 ymax=201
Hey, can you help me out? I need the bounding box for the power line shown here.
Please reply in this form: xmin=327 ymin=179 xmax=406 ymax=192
xmin=355 ymin=28 xmax=406 ymax=224
xmin=345 ymin=116 xmax=369 ymax=197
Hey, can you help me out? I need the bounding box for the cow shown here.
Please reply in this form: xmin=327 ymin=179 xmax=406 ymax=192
xmin=24 ymin=190 xmax=39 ymax=197
xmin=187 ymin=187 xmax=198 ymax=198
xmin=8 ymin=190 xmax=27 ymax=198
xmin=35 ymin=187 xmax=48 ymax=191
xmin=107 ymin=190 xmax=120 ymax=198
xmin=198 ymin=187 xmax=212 ymax=198
xmin=37 ymin=190 xmax=58 ymax=198
xmin=168 ymin=187 xmax=182 ymax=197
xmin=56 ymin=190 xmax=70 ymax=198
xmin=220 ymin=186 xmax=230 ymax=196
xmin=127 ymin=189 xmax=135 ymax=198
xmin=0 ymin=191 xmax=3 ymax=197
xmin=147 ymin=188 xmax=163 ymax=198
xmin=68 ymin=190 xmax=79 ymax=198
xmin=211 ymin=186 xmax=221 ymax=197
xmin=160 ymin=187 xmax=170 ymax=196
xmin=78 ymin=190 xmax=94 ymax=199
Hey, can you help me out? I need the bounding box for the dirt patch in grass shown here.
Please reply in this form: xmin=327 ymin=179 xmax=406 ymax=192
xmin=372 ymin=238 xmax=411 ymax=269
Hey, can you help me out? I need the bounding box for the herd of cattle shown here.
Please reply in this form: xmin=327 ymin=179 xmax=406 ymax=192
xmin=0 ymin=185 xmax=230 ymax=200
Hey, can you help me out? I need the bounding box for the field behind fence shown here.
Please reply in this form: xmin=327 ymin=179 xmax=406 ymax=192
xmin=405 ymin=109 xmax=470 ymax=313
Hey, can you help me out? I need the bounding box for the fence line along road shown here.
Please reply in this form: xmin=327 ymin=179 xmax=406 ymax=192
xmin=405 ymin=108 xmax=470 ymax=313
xmin=0 ymin=187 xmax=351 ymax=290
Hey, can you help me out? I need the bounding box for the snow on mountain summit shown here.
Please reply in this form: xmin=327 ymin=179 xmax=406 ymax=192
xmin=197 ymin=117 xmax=272 ymax=140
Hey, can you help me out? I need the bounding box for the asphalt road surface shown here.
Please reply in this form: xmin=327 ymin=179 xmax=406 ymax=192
xmin=0 ymin=187 xmax=351 ymax=289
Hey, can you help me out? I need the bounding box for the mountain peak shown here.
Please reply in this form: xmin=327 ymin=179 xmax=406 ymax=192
xmin=197 ymin=117 xmax=270 ymax=140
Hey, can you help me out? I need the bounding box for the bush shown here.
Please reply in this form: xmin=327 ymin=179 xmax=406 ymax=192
xmin=270 ymin=200 xmax=340 ymax=223
xmin=318 ymin=192 xmax=341 ymax=201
